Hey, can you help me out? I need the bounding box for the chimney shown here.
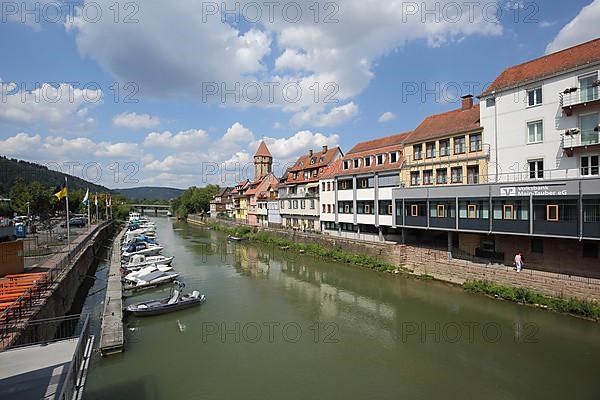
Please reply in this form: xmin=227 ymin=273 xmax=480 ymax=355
xmin=461 ymin=94 xmax=473 ymax=110
xmin=309 ymin=149 xmax=313 ymax=156
xmin=322 ymin=145 xmax=328 ymax=154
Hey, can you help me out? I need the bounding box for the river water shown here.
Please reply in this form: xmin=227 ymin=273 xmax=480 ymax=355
xmin=84 ymin=217 xmax=600 ymax=400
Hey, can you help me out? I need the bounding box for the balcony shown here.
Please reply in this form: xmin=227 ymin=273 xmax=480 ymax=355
xmin=560 ymin=86 xmax=600 ymax=116
xmin=562 ymin=129 xmax=600 ymax=156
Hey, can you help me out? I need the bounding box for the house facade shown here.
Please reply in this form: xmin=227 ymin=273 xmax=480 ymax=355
xmin=232 ymin=180 xmax=250 ymax=222
xmin=321 ymin=133 xmax=409 ymax=241
xmin=246 ymin=141 xmax=278 ymax=226
xmin=209 ymin=187 xmax=232 ymax=218
xmin=401 ymin=96 xmax=487 ymax=188
xmin=279 ymin=145 xmax=343 ymax=231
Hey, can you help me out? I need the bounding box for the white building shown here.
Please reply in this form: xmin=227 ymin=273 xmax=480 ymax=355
xmin=320 ymin=133 xmax=409 ymax=241
xmin=480 ymin=38 xmax=600 ymax=182
xmin=279 ymin=146 xmax=343 ymax=231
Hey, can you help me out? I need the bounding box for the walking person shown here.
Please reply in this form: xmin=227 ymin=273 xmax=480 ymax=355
xmin=514 ymin=252 xmax=523 ymax=272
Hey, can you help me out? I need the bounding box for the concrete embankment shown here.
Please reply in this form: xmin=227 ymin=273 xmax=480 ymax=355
xmin=190 ymin=216 xmax=600 ymax=303
xmin=13 ymin=222 xmax=115 ymax=346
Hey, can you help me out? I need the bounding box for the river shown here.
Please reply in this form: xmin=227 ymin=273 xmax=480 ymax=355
xmin=84 ymin=217 xmax=600 ymax=400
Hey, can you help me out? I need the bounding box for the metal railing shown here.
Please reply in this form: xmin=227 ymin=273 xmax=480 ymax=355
xmin=0 ymin=221 xmax=110 ymax=349
xmin=560 ymin=86 xmax=600 ymax=108
xmin=57 ymin=315 xmax=91 ymax=400
xmin=562 ymin=129 xmax=600 ymax=148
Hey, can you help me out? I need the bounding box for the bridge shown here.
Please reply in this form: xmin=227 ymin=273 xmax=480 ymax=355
xmin=131 ymin=204 xmax=171 ymax=215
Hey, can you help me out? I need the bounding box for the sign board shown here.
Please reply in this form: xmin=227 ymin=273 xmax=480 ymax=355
xmin=498 ymin=184 xmax=569 ymax=197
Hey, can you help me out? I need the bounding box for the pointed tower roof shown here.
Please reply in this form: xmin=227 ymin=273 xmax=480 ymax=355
xmin=254 ymin=141 xmax=272 ymax=157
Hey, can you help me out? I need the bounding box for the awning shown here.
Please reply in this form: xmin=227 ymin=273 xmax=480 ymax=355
xmin=305 ymin=182 xmax=320 ymax=189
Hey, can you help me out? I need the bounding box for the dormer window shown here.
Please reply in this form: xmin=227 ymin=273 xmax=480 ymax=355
xmin=364 ymin=156 xmax=371 ymax=167
xmin=310 ymin=157 xmax=316 ymax=165
xmin=293 ymin=172 xmax=298 ymax=180
xmin=389 ymin=151 xmax=398 ymax=163
xmin=353 ymin=158 xmax=360 ymax=168
xmin=376 ymin=154 xmax=385 ymax=165
xmin=319 ymin=157 xmax=324 ymax=163
xmin=298 ymin=161 xmax=304 ymax=167
xmin=343 ymin=160 xmax=350 ymax=170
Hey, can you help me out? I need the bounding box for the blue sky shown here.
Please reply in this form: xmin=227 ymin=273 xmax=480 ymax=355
xmin=1 ymin=0 xmax=600 ymax=188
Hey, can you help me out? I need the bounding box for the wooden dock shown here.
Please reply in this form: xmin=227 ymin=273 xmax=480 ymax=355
xmin=100 ymin=227 xmax=126 ymax=355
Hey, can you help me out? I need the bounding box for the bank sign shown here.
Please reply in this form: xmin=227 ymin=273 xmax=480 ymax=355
xmin=499 ymin=184 xmax=569 ymax=197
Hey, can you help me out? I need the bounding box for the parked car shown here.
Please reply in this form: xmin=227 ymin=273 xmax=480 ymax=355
xmin=61 ymin=217 xmax=87 ymax=228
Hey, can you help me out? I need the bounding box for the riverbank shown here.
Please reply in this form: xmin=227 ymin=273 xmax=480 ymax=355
xmin=199 ymin=218 xmax=600 ymax=321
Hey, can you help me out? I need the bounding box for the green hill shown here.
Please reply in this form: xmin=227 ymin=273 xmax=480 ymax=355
xmin=114 ymin=187 xmax=183 ymax=201
xmin=0 ymin=156 xmax=110 ymax=195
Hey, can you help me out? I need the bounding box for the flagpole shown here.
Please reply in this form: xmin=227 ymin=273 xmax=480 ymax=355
xmin=87 ymin=197 xmax=91 ymax=227
xmin=65 ymin=177 xmax=70 ymax=255
xmin=95 ymin=192 xmax=99 ymax=223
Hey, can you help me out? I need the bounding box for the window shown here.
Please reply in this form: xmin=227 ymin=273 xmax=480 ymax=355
xmin=313 ymin=169 xmax=318 ymax=177
xmin=353 ymin=158 xmax=360 ymax=168
xmin=379 ymin=174 xmax=400 ymax=187
xmin=437 ymin=205 xmax=445 ymax=218
xmin=579 ymin=73 xmax=598 ymax=103
xmin=583 ymin=242 xmax=598 ymax=258
xmin=322 ymin=182 xmax=326 ymax=191
xmin=531 ymin=238 xmax=544 ymax=254
xmin=454 ymin=136 xmax=465 ymax=154
xmin=527 ymin=120 xmax=543 ymax=143
xmin=345 ymin=204 xmax=351 ymax=213
xmin=310 ymin=200 xmax=315 ymax=209
xmin=293 ymin=200 xmax=298 ymax=209
xmin=436 ymin=168 xmax=447 ymax=184
xmin=310 ymin=157 xmax=316 ymax=165
xmin=439 ymin=139 xmax=450 ymax=156
xmin=581 ymin=155 xmax=599 ymax=176
xmin=411 ymin=204 xmax=419 ymax=217
xmin=423 ymin=170 xmax=433 ymax=185
xmin=467 ymin=205 xmax=477 ymax=219
xmin=343 ymin=160 xmax=350 ymax=170
xmin=359 ymin=178 xmax=368 ymax=188
xmin=426 ymin=142 xmax=436 ymax=158
xmin=364 ymin=203 xmax=371 ymax=214
xmin=376 ymin=154 xmax=385 ymax=165
xmin=580 ymin=113 xmax=599 ymax=145
xmin=469 ymin=133 xmax=482 ymax=152
xmin=339 ymin=202 xmax=353 ymax=214
xmin=364 ymin=156 xmax=371 ymax=167
xmin=527 ymin=87 xmax=542 ymax=107
xmin=339 ymin=179 xmax=353 ymax=190
xmin=301 ymin=200 xmax=306 ymax=209
xmin=410 ymin=171 xmax=420 ymax=186
xmin=486 ymin=97 xmax=496 ymax=107
xmin=322 ymin=204 xmax=326 ymax=213
xmin=293 ymin=172 xmax=298 ymax=180
xmin=546 ymin=204 xmax=559 ymax=221
xmin=390 ymin=151 xmax=398 ymax=163
xmin=529 ymin=159 xmax=544 ymax=179
xmin=327 ymin=204 xmax=331 ymax=213
xmin=413 ymin=144 xmax=423 ymax=160
xmin=451 ymin=167 xmax=463 ymax=183
xmin=503 ymin=204 xmax=514 ymax=220
xmin=467 ymin=165 xmax=479 ymax=184
xmin=304 ymin=171 xmax=310 ymax=180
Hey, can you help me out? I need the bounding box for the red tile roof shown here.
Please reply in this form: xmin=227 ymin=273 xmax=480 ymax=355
xmin=336 ymin=132 xmax=410 ymax=176
xmin=254 ymin=141 xmax=272 ymax=157
xmin=285 ymin=147 xmax=342 ymax=184
xmin=405 ymin=104 xmax=481 ymax=143
xmin=347 ymin=132 xmax=411 ymax=154
xmin=481 ymin=38 xmax=600 ymax=97
xmin=320 ymin=159 xmax=342 ymax=179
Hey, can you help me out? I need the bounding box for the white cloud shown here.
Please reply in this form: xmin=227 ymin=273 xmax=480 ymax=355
xmin=378 ymin=111 xmax=396 ymax=123
xmin=144 ymin=129 xmax=208 ymax=149
xmin=545 ymin=0 xmax=600 ymax=54
xmin=0 ymin=83 xmax=101 ymax=133
xmin=291 ymin=102 xmax=359 ymax=128
xmin=538 ymin=21 xmax=555 ymax=29
xmin=272 ymin=122 xmax=283 ymax=129
xmin=113 ymin=112 xmax=160 ymax=129
xmin=66 ymin=0 xmax=502 ymax=115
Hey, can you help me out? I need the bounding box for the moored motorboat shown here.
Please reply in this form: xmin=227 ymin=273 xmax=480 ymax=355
xmin=227 ymin=235 xmax=246 ymax=242
xmin=122 ymin=270 xmax=180 ymax=292
xmin=122 ymin=264 xmax=173 ymax=281
xmin=126 ymin=283 xmax=206 ymax=317
xmin=123 ymin=254 xmax=174 ymax=270
xmin=122 ymin=242 xmax=164 ymax=260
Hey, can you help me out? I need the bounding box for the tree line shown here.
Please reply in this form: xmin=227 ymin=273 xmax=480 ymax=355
xmin=171 ymin=185 xmax=220 ymax=218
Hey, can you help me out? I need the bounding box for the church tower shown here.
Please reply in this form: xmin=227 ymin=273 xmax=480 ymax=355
xmin=254 ymin=141 xmax=273 ymax=179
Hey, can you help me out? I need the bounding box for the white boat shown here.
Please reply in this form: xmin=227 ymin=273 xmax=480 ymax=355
xmin=123 ymin=254 xmax=174 ymax=270
xmin=123 ymin=270 xmax=180 ymax=292
xmin=123 ymin=264 xmax=173 ymax=282
xmin=124 ymin=229 xmax=156 ymax=243
xmin=122 ymin=242 xmax=164 ymax=260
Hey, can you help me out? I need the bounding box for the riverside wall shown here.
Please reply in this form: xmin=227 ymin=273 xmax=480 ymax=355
xmin=190 ymin=216 xmax=600 ymax=302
